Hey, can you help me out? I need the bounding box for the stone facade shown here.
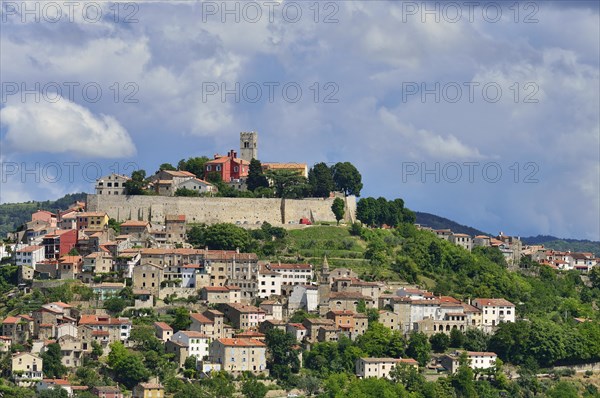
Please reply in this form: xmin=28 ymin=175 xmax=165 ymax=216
xmin=86 ymin=194 xmax=356 ymax=226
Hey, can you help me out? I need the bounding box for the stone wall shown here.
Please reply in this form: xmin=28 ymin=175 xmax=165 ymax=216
xmin=86 ymin=194 xmax=356 ymax=226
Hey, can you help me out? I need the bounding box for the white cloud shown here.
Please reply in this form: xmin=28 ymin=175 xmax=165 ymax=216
xmin=1 ymin=98 xmax=136 ymax=158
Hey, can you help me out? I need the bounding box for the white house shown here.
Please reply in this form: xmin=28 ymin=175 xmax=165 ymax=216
xmin=472 ymin=298 xmax=515 ymax=331
xmin=174 ymin=178 xmax=216 ymax=195
xmin=257 ymin=265 xmax=282 ymax=298
xmin=355 ymin=358 xmax=401 ymax=379
xmin=95 ymin=173 xmax=130 ymax=196
xmin=16 ymin=245 xmax=45 ymax=268
xmin=268 ymin=263 xmax=313 ymax=286
xmin=171 ymin=331 xmax=211 ymax=360
xmin=441 ymin=350 xmax=498 ymax=373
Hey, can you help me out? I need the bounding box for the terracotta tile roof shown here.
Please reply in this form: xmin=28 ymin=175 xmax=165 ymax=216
xmin=165 ymin=215 xmax=186 ymax=222
xmin=359 ymin=357 xmax=402 ymax=363
xmin=121 ymin=220 xmax=150 ymax=227
xmin=154 ymin=322 xmax=173 ymax=331
xmin=216 ymin=338 xmax=266 ymax=347
xmin=79 ymin=315 xmax=131 ymax=326
xmin=2 ymin=316 xmax=20 ymax=324
xmin=138 ymin=383 xmax=164 ymax=389
xmin=178 ymin=331 xmax=210 ymax=338
xmin=190 ymin=313 xmax=213 ymax=324
xmin=467 ymin=351 xmax=497 ymax=357
xmin=234 ymin=331 xmax=265 ymax=338
xmin=17 ymin=245 xmax=44 ymax=253
xmin=270 ymin=263 xmax=312 ymax=270
xmin=42 ymin=379 xmax=71 ymax=385
xmin=77 ymin=212 xmax=107 ymax=217
xmin=226 ymin=303 xmax=265 ymax=313
xmin=330 ymin=291 xmax=372 ymax=300
xmin=287 ymin=323 xmax=306 ymax=330
xmin=473 ymin=298 xmax=515 ymax=307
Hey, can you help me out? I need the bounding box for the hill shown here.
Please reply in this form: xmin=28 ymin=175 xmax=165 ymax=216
xmin=415 ymin=212 xmax=600 ymax=256
xmin=521 ymin=235 xmax=600 ymax=256
xmin=0 ymin=193 xmax=87 ymax=238
xmin=414 ymin=211 xmax=489 ymax=236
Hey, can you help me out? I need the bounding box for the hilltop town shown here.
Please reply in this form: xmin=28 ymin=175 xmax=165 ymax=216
xmin=0 ymin=133 xmax=598 ymax=397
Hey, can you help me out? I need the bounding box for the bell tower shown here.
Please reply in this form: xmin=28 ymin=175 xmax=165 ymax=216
xmin=240 ymin=131 xmax=258 ymax=162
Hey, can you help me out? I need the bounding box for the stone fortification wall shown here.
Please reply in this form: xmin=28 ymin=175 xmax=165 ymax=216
xmin=86 ymin=194 xmax=356 ymax=226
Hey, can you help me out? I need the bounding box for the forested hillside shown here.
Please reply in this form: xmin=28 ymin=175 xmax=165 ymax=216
xmin=0 ymin=193 xmax=87 ymax=237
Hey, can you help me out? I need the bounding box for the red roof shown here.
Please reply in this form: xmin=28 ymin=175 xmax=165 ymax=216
xmin=190 ymin=313 xmax=213 ymax=324
xmin=270 ymin=263 xmax=312 ymax=270
xmin=154 ymin=322 xmax=173 ymax=331
xmin=216 ymin=338 xmax=266 ymax=347
xmin=473 ymin=298 xmax=515 ymax=307
xmin=17 ymin=245 xmax=44 ymax=253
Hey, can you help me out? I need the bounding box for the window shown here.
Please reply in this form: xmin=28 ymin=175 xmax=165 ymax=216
xmin=206 ymin=165 xmax=212 ymax=171
xmin=234 ymin=166 xmax=239 ymax=172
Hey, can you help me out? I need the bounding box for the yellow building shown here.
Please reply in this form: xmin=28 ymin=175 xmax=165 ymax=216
xmin=132 ymin=382 xmax=164 ymax=398
xmin=76 ymin=212 xmax=109 ymax=231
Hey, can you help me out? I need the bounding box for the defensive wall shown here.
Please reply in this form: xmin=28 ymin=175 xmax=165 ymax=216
xmin=86 ymin=194 xmax=356 ymax=226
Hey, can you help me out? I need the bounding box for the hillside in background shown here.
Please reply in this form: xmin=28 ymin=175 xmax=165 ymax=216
xmin=415 ymin=211 xmax=490 ymax=236
xmin=415 ymin=211 xmax=599 ymax=256
xmin=0 ymin=193 xmax=87 ymax=238
xmin=522 ymin=236 xmax=600 ymax=257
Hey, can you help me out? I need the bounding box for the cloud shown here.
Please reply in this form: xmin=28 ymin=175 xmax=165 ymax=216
xmin=1 ymin=98 xmax=136 ymax=158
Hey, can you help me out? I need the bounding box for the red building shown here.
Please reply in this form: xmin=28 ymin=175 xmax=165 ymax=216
xmin=204 ymin=150 xmax=250 ymax=182
xmin=42 ymin=229 xmax=78 ymax=260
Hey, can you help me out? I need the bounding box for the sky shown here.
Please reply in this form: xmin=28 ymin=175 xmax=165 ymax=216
xmin=0 ymin=1 xmax=599 ymax=240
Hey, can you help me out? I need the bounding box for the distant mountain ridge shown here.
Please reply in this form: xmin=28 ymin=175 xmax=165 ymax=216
xmin=414 ymin=211 xmax=490 ymax=236
xmin=415 ymin=211 xmax=600 ymax=256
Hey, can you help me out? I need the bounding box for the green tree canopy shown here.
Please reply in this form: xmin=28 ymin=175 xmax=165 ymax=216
xmin=331 ymin=197 xmax=345 ymax=225
xmin=331 ymin=162 xmax=363 ymax=196
xmin=309 ymin=162 xmax=335 ymax=198
xmin=41 ymin=343 xmax=67 ymax=379
xmin=246 ymin=159 xmax=269 ymax=192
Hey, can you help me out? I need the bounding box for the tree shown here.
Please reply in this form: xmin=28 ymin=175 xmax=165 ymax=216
xmin=107 ymin=218 xmax=121 ymax=234
xmin=174 ymin=187 xmax=200 ymax=197
xmin=170 ymin=307 xmax=191 ymax=332
xmin=204 ymin=223 xmax=252 ymax=251
xmin=241 ymin=379 xmax=268 ymax=398
xmin=178 ymin=156 xmax=210 ymax=179
xmin=464 ymin=329 xmax=489 ymax=352
xmin=103 ymin=296 xmax=127 ymax=314
xmin=107 ymin=341 xmax=150 ymax=389
xmin=124 ymin=170 xmax=147 ymax=195
xmin=451 ymin=352 xmax=477 ymax=398
xmin=91 ymin=341 xmax=103 ymax=359
xmin=331 ymin=197 xmax=345 ymax=225
xmin=331 ymin=162 xmax=363 ymax=196
xmin=356 ymin=197 xmax=379 ymax=226
xmin=430 ymin=333 xmax=450 ymax=353
xmin=38 ymin=388 xmax=69 ymax=398
xmin=589 ymin=267 xmax=600 ymax=290
xmin=41 ymin=343 xmax=67 ymax=378
xmin=264 ymin=169 xmax=308 ymax=198
xmin=246 ymin=159 xmax=269 ymax=192
xmin=265 ymin=329 xmax=300 ymax=382
xmin=67 ymin=248 xmax=79 ymax=256
xmin=390 ymin=362 xmax=426 ymax=392
xmin=308 ymin=162 xmax=335 ymax=198
xmin=298 ymin=374 xmax=321 ymax=396
xmin=158 ymin=163 xmax=176 ymax=172
xmin=450 ymin=329 xmax=465 ymax=349
xmin=406 ymin=332 xmax=431 ymax=366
